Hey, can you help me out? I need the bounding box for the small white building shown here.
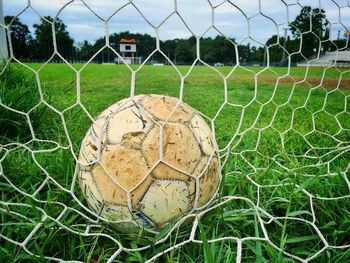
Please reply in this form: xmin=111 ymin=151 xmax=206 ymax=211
xmin=116 ymin=38 xmax=141 ymax=64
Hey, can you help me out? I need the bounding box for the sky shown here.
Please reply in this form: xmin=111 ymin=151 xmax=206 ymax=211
xmin=2 ymin=0 xmax=350 ymax=46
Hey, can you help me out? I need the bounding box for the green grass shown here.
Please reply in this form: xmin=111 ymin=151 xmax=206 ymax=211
xmin=1 ymin=62 xmax=350 ymax=262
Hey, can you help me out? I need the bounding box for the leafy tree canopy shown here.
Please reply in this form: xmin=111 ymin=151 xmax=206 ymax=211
xmin=5 ymin=16 xmax=32 ymax=59
xmin=289 ymin=6 xmax=329 ymax=58
xmin=30 ymin=16 xmax=75 ymax=60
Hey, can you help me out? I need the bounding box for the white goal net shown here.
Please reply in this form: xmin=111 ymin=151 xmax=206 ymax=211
xmin=1 ymin=0 xmax=350 ymax=262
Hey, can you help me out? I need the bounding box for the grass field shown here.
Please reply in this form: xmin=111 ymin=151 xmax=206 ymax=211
xmin=1 ymin=62 xmax=350 ymax=262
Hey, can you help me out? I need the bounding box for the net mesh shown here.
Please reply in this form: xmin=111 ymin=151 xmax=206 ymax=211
xmin=1 ymin=0 xmax=350 ymax=262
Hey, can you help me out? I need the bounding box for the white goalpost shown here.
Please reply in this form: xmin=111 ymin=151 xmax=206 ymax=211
xmin=0 ymin=0 xmax=350 ymax=262
xmin=0 ymin=0 xmax=8 ymax=59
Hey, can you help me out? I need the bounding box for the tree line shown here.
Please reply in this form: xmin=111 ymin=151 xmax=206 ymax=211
xmin=5 ymin=6 xmax=349 ymax=65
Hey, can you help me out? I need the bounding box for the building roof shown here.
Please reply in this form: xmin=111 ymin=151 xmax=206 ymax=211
xmin=119 ymin=39 xmax=136 ymax=44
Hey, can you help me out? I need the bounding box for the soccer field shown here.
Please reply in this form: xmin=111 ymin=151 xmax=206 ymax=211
xmin=1 ymin=63 xmax=350 ymax=262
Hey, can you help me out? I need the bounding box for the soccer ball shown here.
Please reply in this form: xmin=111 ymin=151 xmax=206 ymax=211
xmin=77 ymin=94 xmax=221 ymax=232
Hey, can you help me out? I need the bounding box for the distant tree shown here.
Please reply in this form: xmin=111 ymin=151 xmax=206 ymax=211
xmin=265 ymin=35 xmax=286 ymax=64
xmin=330 ymin=39 xmax=350 ymax=50
xmin=162 ymin=39 xmax=177 ymax=61
xmin=238 ymin=43 xmax=251 ymax=64
xmin=5 ymin=16 xmax=32 ymax=59
xmin=200 ymin=37 xmax=217 ymax=63
xmin=174 ymin=38 xmax=196 ymax=64
xmin=200 ymin=36 xmax=237 ymax=65
xmin=289 ymin=6 xmax=329 ymax=59
xmin=327 ymin=31 xmax=350 ymax=51
xmin=248 ymin=46 xmax=265 ymax=64
xmin=133 ymin=33 xmax=157 ymax=59
xmin=216 ymin=36 xmax=236 ymax=64
xmin=77 ymin=40 xmax=94 ymax=61
xmin=30 ymin=16 xmax=75 ymax=60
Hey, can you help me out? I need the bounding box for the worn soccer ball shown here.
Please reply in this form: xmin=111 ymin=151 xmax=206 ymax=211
xmin=77 ymin=94 xmax=221 ymax=232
